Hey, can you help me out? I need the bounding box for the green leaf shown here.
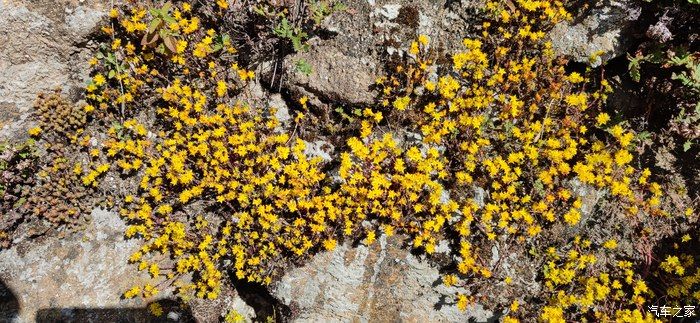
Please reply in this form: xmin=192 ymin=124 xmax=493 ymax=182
xmin=334 ymin=2 xmax=348 ymax=11
xmin=148 ymin=18 xmax=162 ymax=34
xmin=295 ymin=59 xmax=313 ymax=76
xmin=106 ymin=53 xmax=116 ymax=65
xmin=108 ymin=69 xmax=116 ymax=79
xmin=637 ymin=131 xmax=651 ymax=141
xmin=162 ymin=14 xmax=177 ymax=24
xmin=533 ymin=179 xmax=544 ymax=195
xmin=683 ymin=141 xmax=693 ymax=152
xmin=162 ymin=2 xmax=172 ymax=13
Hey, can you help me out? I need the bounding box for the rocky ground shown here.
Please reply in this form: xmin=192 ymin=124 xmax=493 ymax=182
xmin=0 ymin=0 xmax=696 ymax=322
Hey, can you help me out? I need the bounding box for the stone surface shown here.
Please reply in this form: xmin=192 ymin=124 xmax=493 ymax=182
xmin=549 ymin=0 xmax=642 ymax=66
xmin=0 ymin=0 xmax=107 ymax=140
xmin=273 ymin=0 xmax=483 ymax=109
xmin=284 ymin=45 xmax=379 ymax=106
xmin=0 ymin=209 xmax=255 ymax=322
xmin=273 ymin=235 xmax=494 ymax=322
xmin=0 ymin=209 xmax=154 ymax=321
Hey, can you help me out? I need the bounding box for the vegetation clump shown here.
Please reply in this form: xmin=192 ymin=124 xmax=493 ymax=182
xmin=1 ymin=90 xmax=96 ymax=248
xmin=5 ymin=0 xmax=698 ymax=321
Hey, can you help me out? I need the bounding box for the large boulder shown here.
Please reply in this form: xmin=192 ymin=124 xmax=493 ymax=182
xmin=0 ymin=209 xmax=255 ymax=322
xmin=549 ymin=0 xmax=642 ymax=66
xmin=272 ymin=235 xmax=494 ymax=322
xmin=0 ymin=0 xmax=106 ymax=140
xmin=267 ymin=0 xmax=484 ymax=108
xmin=0 ymin=209 xmax=154 ymax=321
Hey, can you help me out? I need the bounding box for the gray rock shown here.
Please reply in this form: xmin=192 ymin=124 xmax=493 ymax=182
xmin=379 ymin=4 xmax=402 ymax=20
xmin=304 ymin=140 xmax=334 ymax=162
xmin=269 ymin=93 xmax=291 ymax=128
xmin=646 ymin=14 xmax=673 ymax=43
xmin=272 ymin=235 xmax=494 ymax=322
xmin=283 ymin=45 xmax=378 ymax=106
xmin=568 ymin=179 xmax=606 ymax=221
xmin=0 ymin=209 xmax=148 ymax=321
xmin=0 ymin=0 xmax=107 ymax=141
xmin=549 ymin=0 xmax=641 ymax=66
xmin=0 ymin=208 xmax=256 ymax=322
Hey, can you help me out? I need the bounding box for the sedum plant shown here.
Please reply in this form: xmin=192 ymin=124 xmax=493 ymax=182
xmin=72 ymin=0 xmax=697 ymax=321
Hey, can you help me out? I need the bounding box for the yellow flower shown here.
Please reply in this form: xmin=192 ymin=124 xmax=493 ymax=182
xmin=28 ymin=127 xmax=42 ymax=136
xmin=567 ymin=72 xmax=584 ymax=83
xmin=392 ymin=96 xmax=410 ymax=111
xmin=614 ymin=149 xmax=633 ymax=166
xmin=563 ymin=208 xmax=581 ymax=225
xmin=596 ymin=113 xmax=610 ymax=126
xmin=217 ymin=80 xmax=227 ymax=97
xmin=510 ymin=300 xmax=519 ymax=312
xmin=323 ymin=239 xmax=337 ymax=251
xmin=418 ymin=34 xmax=429 ymax=45
xmin=409 ymin=41 xmax=419 ymax=55
xmin=123 ymin=286 xmax=140 ymax=299
xmin=148 ymin=302 xmax=163 ymax=317
xmin=456 ymin=294 xmax=470 ymax=311
xmin=149 ymin=263 xmax=160 ymax=278
xmin=216 ymin=0 xmax=229 ymax=9
xmin=564 ymin=93 xmax=588 ymax=110
xmin=364 ymin=231 xmax=376 ymax=245
xmin=603 ymin=239 xmax=618 ymax=249
xmin=443 ymin=274 xmax=458 ymax=286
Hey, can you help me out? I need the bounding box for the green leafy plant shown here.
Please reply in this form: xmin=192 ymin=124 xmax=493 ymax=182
xmin=309 ymin=0 xmax=347 ymax=26
xmin=273 ymin=18 xmax=309 ymax=52
xmin=141 ymin=1 xmax=179 ymax=54
xmin=669 ymin=52 xmax=700 ymax=93
xmin=294 ymin=59 xmax=313 ymax=76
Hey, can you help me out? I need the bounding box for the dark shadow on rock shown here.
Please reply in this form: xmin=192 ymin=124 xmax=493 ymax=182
xmin=35 ymin=299 xmax=194 ymax=323
xmin=230 ymin=276 xmax=291 ymax=322
xmin=0 ymin=279 xmax=20 ymax=322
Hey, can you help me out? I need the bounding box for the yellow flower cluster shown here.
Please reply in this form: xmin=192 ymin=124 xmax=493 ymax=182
xmin=337 ymin=129 xmax=456 ymax=253
xmin=87 ymin=2 xmax=340 ymax=300
xmin=120 ymin=88 xmax=333 ymax=297
xmin=81 ymin=0 xmax=686 ymax=319
xmin=654 ymin=224 xmax=700 ymax=305
xmin=373 ymin=0 xmax=664 ymax=317
xmin=539 ymin=239 xmax=658 ymax=322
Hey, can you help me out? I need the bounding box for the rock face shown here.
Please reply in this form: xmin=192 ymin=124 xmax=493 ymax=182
xmin=0 ymin=209 xmax=153 ymax=321
xmin=271 ymin=0 xmax=483 ymax=108
xmin=549 ymin=0 xmax=642 ymax=66
xmin=273 ymin=236 xmax=493 ymax=322
xmin=0 ymin=209 xmax=255 ymax=322
xmin=0 ymin=0 xmax=106 ymax=140
xmin=283 ymin=45 xmax=379 ymax=107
